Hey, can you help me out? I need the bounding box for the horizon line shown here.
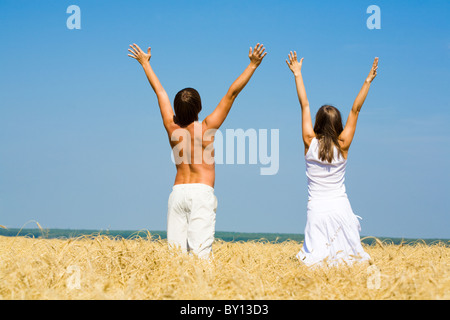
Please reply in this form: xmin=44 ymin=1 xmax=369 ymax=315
xmin=0 ymin=227 xmax=448 ymax=242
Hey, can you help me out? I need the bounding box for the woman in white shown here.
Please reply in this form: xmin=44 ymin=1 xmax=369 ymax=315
xmin=286 ymin=51 xmax=378 ymax=266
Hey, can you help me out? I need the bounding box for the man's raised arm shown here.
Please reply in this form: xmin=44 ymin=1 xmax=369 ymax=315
xmin=204 ymin=43 xmax=267 ymax=130
xmin=128 ymin=43 xmax=174 ymax=130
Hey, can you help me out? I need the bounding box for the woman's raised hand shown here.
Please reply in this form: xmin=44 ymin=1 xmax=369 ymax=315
xmin=286 ymin=51 xmax=303 ymax=76
xmin=366 ymin=57 xmax=378 ymax=83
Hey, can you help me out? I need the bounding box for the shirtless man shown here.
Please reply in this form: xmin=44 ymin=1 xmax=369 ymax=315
xmin=128 ymin=43 xmax=267 ymax=258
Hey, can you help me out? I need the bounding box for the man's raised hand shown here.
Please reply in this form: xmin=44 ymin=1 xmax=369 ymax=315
xmin=128 ymin=43 xmax=151 ymax=65
xmin=249 ymin=43 xmax=267 ymax=67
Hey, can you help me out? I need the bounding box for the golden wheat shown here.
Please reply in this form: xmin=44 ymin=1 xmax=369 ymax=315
xmin=0 ymin=234 xmax=448 ymax=300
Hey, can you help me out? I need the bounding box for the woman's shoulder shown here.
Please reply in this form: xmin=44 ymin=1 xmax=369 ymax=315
xmin=304 ymin=135 xmax=316 ymax=156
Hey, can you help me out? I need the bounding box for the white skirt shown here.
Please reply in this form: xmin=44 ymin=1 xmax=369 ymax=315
xmin=296 ymin=196 xmax=370 ymax=267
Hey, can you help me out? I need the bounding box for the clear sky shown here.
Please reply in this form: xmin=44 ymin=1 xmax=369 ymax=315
xmin=0 ymin=0 xmax=449 ymax=239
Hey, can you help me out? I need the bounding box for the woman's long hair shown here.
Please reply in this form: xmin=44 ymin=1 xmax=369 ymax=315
xmin=313 ymin=105 xmax=344 ymax=163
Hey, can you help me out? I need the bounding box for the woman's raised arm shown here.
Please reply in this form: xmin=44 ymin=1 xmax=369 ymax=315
xmin=286 ymin=51 xmax=315 ymax=151
xmin=339 ymin=57 xmax=378 ymax=151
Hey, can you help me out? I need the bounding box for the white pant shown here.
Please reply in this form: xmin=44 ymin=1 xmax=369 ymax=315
xmin=167 ymin=183 xmax=217 ymax=259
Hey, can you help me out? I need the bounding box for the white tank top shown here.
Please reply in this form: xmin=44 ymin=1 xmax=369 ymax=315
xmin=305 ymin=137 xmax=347 ymax=200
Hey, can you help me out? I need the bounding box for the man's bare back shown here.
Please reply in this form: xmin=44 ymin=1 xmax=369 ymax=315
xmin=167 ymin=121 xmax=216 ymax=188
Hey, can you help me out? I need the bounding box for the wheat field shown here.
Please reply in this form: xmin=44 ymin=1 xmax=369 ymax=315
xmin=0 ymin=233 xmax=448 ymax=300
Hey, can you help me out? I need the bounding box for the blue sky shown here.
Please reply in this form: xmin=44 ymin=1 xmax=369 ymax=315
xmin=0 ymin=0 xmax=449 ymax=239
